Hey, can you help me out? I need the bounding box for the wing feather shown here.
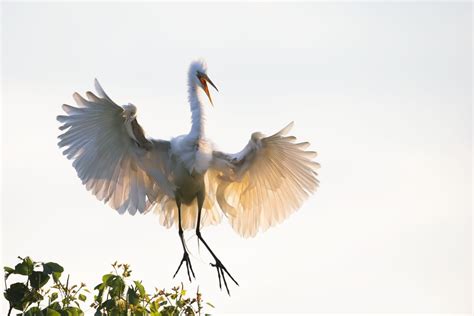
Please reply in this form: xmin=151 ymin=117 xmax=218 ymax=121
xmin=57 ymin=80 xmax=175 ymax=215
xmin=209 ymin=122 xmax=320 ymax=237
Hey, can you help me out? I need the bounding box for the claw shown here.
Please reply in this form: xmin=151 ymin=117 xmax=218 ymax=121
xmin=210 ymin=258 xmax=239 ymax=295
xmin=173 ymin=252 xmax=195 ymax=282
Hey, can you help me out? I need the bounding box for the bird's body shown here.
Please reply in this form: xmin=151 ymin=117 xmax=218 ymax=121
xmin=57 ymin=59 xmax=320 ymax=293
xmin=170 ymin=139 xmax=209 ymax=205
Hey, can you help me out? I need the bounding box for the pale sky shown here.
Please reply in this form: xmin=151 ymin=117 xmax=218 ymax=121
xmin=1 ymin=2 xmax=472 ymax=314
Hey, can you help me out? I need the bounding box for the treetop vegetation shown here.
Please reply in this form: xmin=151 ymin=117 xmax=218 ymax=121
xmin=4 ymin=256 xmax=213 ymax=316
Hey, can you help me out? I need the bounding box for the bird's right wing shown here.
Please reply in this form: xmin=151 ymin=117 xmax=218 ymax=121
xmin=57 ymin=79 xmax=175 ymax=215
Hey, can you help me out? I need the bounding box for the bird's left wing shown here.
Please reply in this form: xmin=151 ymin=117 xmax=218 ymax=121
xmin=57 ymin=79 xmax=175 ymax=215
xmin=208 ymin=122 xmax=320 ymax=237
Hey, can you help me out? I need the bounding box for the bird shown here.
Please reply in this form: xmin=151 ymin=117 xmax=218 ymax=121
xmin=57 ymin=59 xmax=320 ymax=294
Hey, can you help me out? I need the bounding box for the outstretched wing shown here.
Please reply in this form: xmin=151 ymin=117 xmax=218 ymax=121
xmin=57 ymin=79 xmax=175 ymax=215
xmin=209 ymin=122 xmax=320 ymax=237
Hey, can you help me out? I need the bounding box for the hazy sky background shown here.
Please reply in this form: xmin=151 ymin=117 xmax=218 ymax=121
xmin=1 ymin=2 xmax=472 ymax=314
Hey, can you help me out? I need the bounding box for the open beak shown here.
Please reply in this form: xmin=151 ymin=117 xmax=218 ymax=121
xmin=198 ymin=73 xmax=218 ymax=106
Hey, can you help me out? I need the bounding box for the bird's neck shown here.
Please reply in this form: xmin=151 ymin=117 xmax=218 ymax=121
xmin=188 ymin=84 xmax=206 ymax=139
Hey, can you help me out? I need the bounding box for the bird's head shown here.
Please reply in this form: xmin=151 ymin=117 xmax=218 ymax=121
xmin=188 ymin=59 xmax=218 ymax=105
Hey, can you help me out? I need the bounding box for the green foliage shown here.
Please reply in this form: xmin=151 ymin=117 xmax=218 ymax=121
xmin=4 ymin=256 xmax=86 ymax=315
xmin=4 ymin=257 xmax=213 ymax=316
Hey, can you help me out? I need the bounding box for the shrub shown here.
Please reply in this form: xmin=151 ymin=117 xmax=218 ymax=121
xmin=4 ymin=257 xmax=213 ymax=316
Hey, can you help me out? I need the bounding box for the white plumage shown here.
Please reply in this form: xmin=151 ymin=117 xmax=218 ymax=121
xmin=57 ymin=59 xmax=320 ymax=292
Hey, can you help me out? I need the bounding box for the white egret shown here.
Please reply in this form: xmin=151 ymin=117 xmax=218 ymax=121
xmin=57 ymin=59 xmax=320 ymax=294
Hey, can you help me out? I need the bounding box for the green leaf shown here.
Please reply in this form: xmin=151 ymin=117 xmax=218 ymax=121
xmin=64 ymin=307 xmax=84 ymax=316
xmin=150 ymin=300 xmax=159 ymax=312
xmin=206 ymin=302 xmax=215 ymax=308
xmin=4 ymin=266 xmax=15 ymax=280
xmin=61 ymin=297 xmax=68 ymax=306
xmin=4 ymin=282 xmax=28 ymax=304
xmin=101 ymin=274 xmax=114 ymax=283
xmin=78 ymin=294 xmax=87 ymax=302
xmin=127 ymin=288 xmax=139 ymax=305
xmin=94 ymin=282 xmax=105 ymax=291
xmin=50 ymin=292 xmax=59 ymax=302
xmin=30 ymin=291 xmax=44 ymax=303
xmin=25 ymin=256 xmax=35 ymax=267
xmin=48 ymin=302 xmax=61 ymax=310
xmin=45 ymin=308 xmax=61 ymax=316
xmin=101 ymin=298 xmax=115 ymax=310
xmin=29 ymin=271 xmax=51 ymax=289
xmin=15 ymin=260 xmax=33 ymax=275
xmin=134 ymin=280 xmax=146 ymax=297
xmin=52 ymin=272 xmax=62 ymax=282
xmin=107 ymin=276 xmax=125 ymax=297
xmin=24 ymin=306 xmax=43 ymax=316
xmin=106 ymin=275 xmax=118 ymax=287
xmin=44 ymin=262 xmax=64 ymax=275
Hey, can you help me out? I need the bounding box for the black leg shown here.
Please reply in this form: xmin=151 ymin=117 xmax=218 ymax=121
xmin=173 ymin=197 xmax=195 ymax=282
xmin=195 ymin=192 xmax=239 ymax=295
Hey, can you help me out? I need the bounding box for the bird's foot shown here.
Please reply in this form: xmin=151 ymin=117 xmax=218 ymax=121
xmin=210 ymin=258 xmax=239 ymax=295
xmin=173 ymin=251 xmax=195 ymax=282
